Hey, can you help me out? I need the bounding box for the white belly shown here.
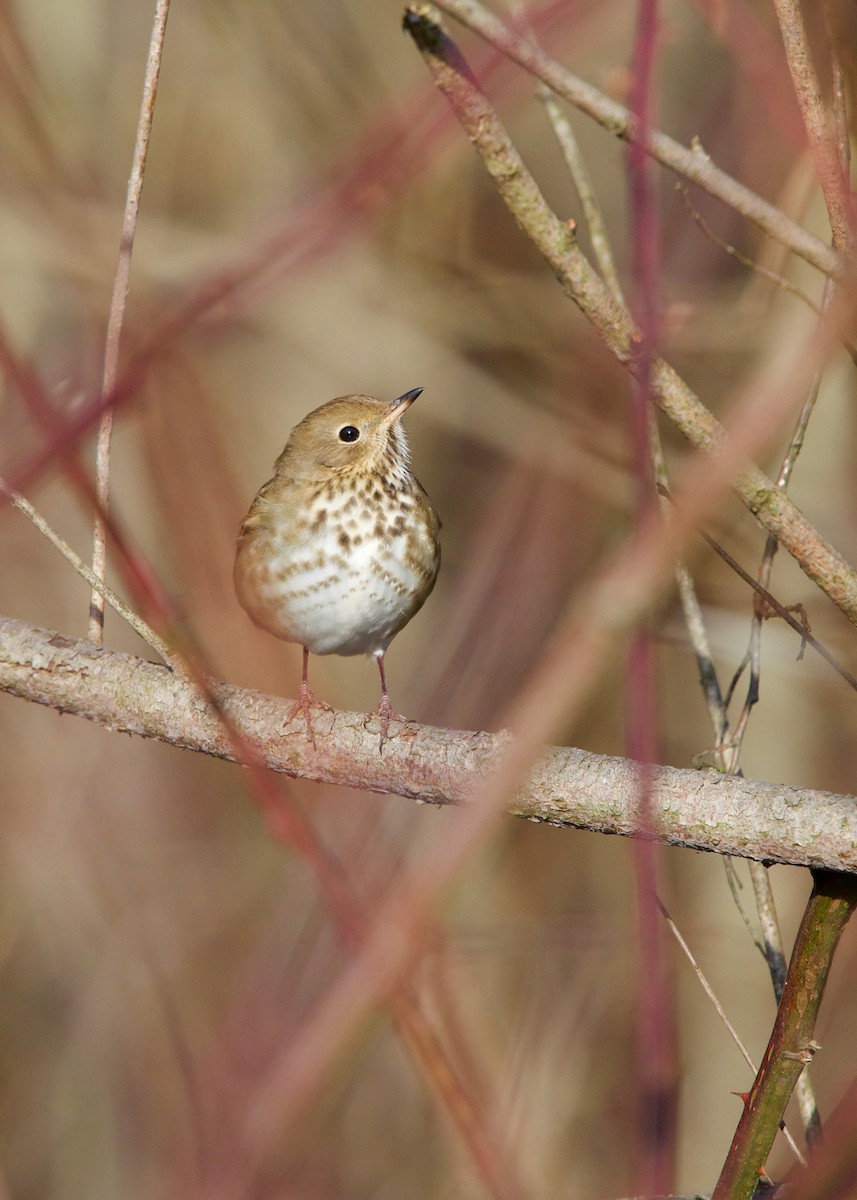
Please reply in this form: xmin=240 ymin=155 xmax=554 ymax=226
xmin=237 ymin=490 xmax=438 ymax=657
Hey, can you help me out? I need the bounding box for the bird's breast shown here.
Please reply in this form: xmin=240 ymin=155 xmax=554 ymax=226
xmin=235 ymin=478 xmax=439 ymax=657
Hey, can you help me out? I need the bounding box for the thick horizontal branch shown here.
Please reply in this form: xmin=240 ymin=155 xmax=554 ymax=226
xmin=2 ymin=615 xmax=857 ymax=874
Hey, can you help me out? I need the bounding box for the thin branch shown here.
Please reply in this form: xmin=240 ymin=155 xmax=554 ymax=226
xmin=748 ymin=863 xmax=788 ymax=1006
xmin=538 ymin=86 xmax=626 ymax=302
xmin=4 ymin=614 xmax=857 ymax=873
xmin=89 ymin=0 xmax=171 ymax=641
xmin=793 ymin=4 xmax=850 ymax=1146
xmin=656 ymin=488 xmax=857 ymax=695
xmin=723 ymin=859 xmax=767 ymax=959
xmin=658 ymin=897 xmax=805 ymax=1166
xmin=660 ymin=899 xmax=756 ymax=1072
xmin=682 ymin=182 xmax=823 ymax=307
xmin=726 ymin=359 xmax=824 ymax=755
xmin=678 ymin=586 xmax=728 ymax=738
xmin=678 ymin=184 xmax=857 ymax=366
xmin=429 ymin=0 xmax=843 ymax=279
xmin=1 ymin=482 xmax=174 ymax=666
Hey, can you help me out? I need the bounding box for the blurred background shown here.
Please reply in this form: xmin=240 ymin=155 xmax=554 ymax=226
xmin=1 ymin=1 xmax=856 ymax=1196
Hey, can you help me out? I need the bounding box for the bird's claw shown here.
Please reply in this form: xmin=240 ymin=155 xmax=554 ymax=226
xmin=286 ymin=682 xmax=333 ymax=748
xmin=364 ymin=694 xmax=408 ymax=753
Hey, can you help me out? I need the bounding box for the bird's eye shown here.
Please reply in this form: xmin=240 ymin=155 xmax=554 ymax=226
xmin=338 ymin=425 xmax=360 ymax=443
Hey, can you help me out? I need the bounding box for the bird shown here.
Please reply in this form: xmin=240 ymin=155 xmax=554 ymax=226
xmin=234 ymin=388 xmax=440 ymax=749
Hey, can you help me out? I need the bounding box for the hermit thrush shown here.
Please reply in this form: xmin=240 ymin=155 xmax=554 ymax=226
xmin=234 ymin=388 xmax=440 ymax=747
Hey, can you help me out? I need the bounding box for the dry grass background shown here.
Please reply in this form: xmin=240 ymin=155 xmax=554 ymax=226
xmin=1 ymin=1 xmax=857 ymax=1197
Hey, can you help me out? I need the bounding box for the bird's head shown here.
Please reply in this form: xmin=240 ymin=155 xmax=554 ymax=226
xmin=275 ymin=388 xmax=423 ymax=484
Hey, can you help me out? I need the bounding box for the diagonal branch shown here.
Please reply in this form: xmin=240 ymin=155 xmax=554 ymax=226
xmin=712 ymin=870 xmax=857 ymax=1200
xmin=403 ymin=6 xmax=857 ymax=626
xmin=3 ymin=614 xmax=857 ymax=874
xmin=429 ymin=0 xmax=843 ymax=278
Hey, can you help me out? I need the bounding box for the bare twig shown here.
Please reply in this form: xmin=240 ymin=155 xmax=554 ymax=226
xmin=403 ymin=6 xmax=857 ymax=627
xmin=674 ymin=552 xmax=730 ymax=741
xmin=748 ymin=864 xmax=788 ymax=1003
xmin=538 ymin=86 xmax=626 ymax=302
xmin=660 ymin=898 xmax=756 ymax=1068
xmin=723 ymin=860 xmax=767 ymax=958
xmin=788 ymin=2 xmax=852 ymax=1148
xmin=709 ymin=185 xmax=837 ymax=1140
xmin=732 ymin=355 xmax=824 ymax=753
xmin=1 ymin=482 xmax=174 ymax=665
xmin=429 ymin=0 xmax=843 ymax=279
xmin=656 ymin=488 xmax=857 ymax=695
xmin=678 ymin=183 xmax=857 ymax=366
xmin=89 ymin=0 xmax=171 ymax=641
xmin=658 ymin=897 xmax=805 ymax=1166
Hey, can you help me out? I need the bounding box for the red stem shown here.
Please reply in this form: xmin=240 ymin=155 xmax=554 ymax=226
xmin=627 ymin=2 xmax=677 ymax=1193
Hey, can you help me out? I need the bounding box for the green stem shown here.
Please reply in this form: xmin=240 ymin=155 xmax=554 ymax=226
xmin=712 ymin=870 xmax=857 ymax=1200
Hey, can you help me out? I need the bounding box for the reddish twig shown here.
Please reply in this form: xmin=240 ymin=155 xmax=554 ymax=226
xmin=626 ymin=2 xmax=677 ymax=1193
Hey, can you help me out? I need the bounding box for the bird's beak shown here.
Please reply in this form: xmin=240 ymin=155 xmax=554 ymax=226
xmin=383 ymin=387 xmax=423 ymax=426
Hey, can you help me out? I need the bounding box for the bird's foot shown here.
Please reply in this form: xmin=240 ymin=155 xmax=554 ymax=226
xmin=364 ymin=694 xmax=408 ymax=753
xmin=285 ymin=681 xmax=333 ymax=748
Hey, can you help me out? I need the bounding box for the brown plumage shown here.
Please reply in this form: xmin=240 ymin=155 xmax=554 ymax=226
xmin=235 ymin=388 xmax=440 ymax=746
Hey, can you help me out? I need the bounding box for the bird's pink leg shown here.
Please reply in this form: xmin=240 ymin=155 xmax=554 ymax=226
xmin=365 ymin=652 xmax=408 ymax=750
xmin=285 ymin=646 xmax=332 ymax=746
